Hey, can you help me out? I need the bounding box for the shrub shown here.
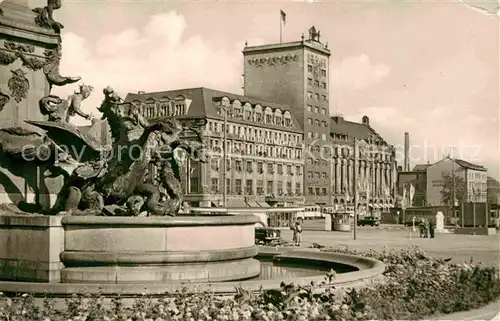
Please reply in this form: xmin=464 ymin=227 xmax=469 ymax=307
xmin=0 ymin=246 xmax=499 ymax=321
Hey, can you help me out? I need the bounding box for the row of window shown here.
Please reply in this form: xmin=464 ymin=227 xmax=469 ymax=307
xmin=307 ymin=92 xmax=328 ymax=102
xmin=307 ymin=131 xmax=328 ymax=141
xmin=308 ymin=118 xmax=328 ymax=127
xmin=307 ymin=78 xmax=327 ymax=89
xmin=209 ymin=178 xmax=302 ymax=196
xmin=206 ymin=121 xmax=302 ymax=144
xmin=307 ymin=65 xmax=327 ymax=77
xmin=209 ymin=159 xmax=303 ymax=176
xmin=308 ymin=187 xmax=328 ymax=196
xmin=307 ymin=105 xmax=328 ymax=115
xmin=216 ymin=98 xmax=293 ymax=128
xmin=306 ymin=144 xmax=393 ymax=162
xmin=468 ymin=172 xmax=487 ymax=180
xmin=208 ymin=140 xmax=302 ymax=160
xmin=130 ymin=100 xmax=187 ymax=119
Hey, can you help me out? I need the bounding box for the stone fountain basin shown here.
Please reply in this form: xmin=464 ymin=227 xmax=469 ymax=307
xmin=0 ymin=214 xmax=385 ymax=296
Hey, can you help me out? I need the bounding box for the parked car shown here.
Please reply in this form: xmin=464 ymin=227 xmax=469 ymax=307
xmin=255 ymin=227 xmax=281 ymax=245
xmin=357 ymin=216 xmax=380 ymax=227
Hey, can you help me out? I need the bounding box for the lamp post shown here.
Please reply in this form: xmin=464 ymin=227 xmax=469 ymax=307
xmin=353 ymin=138 xmax=358 ymax=240
xmin=221 ymin=100 xmax=229 ymax=208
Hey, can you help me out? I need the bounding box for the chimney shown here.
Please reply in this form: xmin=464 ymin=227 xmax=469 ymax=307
xmin=362 ymin=115 xmax=369 ymax=126
xmin=404 ymin=132 xmax=410 ymax=171
xmin=138 ymin=91 xmax=145 ymax=94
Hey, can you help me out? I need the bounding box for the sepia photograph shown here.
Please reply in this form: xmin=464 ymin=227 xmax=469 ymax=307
xmin=0 ymin=0 xmax=498 ymax=320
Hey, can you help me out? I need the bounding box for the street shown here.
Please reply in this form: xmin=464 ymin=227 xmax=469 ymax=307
xmin=281 ymin=226 xmax=500 ymax=265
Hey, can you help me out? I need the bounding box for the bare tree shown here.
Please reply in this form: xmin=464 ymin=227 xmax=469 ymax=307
xmin=440 ymin=172 xmax=466 ymax=206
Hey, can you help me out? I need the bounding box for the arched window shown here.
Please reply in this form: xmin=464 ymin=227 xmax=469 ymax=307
xmin=274 ymin=108 xmax=282 ymax=126
xmin=254 ymin=104 xmax=263 ymax=123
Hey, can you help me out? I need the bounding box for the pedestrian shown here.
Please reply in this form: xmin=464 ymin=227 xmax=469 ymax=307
xmin=293 ymin=221 xmax=303 ymax=246
xmin=429 ymin=219 xmax=435 ymax=238
xmin=418 ymin=218 xmax=425 ymax=238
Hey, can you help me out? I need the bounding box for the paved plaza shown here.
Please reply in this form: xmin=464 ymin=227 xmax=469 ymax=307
xmin=281 ymin=226 xmax=500 ymax=265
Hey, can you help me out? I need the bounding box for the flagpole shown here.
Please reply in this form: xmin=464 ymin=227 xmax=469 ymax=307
xmin=280 ymin=11 xmax=283 ymax=44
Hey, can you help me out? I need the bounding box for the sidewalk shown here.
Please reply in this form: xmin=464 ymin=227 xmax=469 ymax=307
xmin=429 ymin=298 xmax=500 ymax=321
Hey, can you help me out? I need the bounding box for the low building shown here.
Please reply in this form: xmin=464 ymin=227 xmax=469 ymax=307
xmin=426 ymin=157 xmax=488 ymax=207
xmin=124 ymin=87 xmax=305 ymax=209
xmin=397 ymin=164 xmax=428 ymax=207
xmin=487 ymin=176 xmax=500 ymax=205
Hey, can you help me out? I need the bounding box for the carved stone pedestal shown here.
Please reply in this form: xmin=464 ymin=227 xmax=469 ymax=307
xmin=0 ymin=0 xmax=65 ymax=209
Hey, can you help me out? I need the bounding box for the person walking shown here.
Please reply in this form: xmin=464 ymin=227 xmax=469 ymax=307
xmin=293 ymin=221 xmax=303 ymax=246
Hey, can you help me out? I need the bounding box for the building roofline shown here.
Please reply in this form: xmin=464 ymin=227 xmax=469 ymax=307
xmin=242 ymin=40 xmax=331 ymax=56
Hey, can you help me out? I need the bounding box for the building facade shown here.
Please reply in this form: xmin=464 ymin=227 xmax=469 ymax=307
xmin=326 ymin=115 xmax=397 ymax=216
xmin=397 ymin=164 xmax=428 ymax=207
xmin=426 ymin=158 xmax=487 ymax=206
xmin=124 ymin=88 xmax=305 ymax=208
xmin=243 ymin=27 xmax=332 ymax=205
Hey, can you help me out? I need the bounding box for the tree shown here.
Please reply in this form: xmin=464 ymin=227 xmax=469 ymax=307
xmin=440 ymin=172 xmax=467 ymax=206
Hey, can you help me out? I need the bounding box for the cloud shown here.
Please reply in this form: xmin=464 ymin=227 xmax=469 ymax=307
xmin=53 ymin=11 xmax=243 ymax=126
xmin=330 ymin=54 xmax=391 ymax=90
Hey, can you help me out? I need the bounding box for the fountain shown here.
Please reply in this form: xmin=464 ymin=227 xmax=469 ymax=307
xmin=0 ymin=0 xmax=384 ymax=296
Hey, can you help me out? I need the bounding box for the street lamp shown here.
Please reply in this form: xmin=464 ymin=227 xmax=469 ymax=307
xmin=220 ymin=99 xmax=229 ymax=208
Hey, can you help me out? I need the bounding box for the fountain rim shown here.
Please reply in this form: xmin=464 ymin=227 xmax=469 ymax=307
xmin=60 ymin=213 xmax=260 ymax=227
xmin=0 ymin=248 xmax=385 ymax=297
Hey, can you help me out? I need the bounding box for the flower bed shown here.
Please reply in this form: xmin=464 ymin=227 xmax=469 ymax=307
xmin=1 ymin=246 xmax=499 ymax=320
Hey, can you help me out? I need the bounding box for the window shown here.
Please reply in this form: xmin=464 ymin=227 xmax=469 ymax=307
xmin=315 ymin=93 xmax=319 ymax=100
xmin=235 ymin=179 xmax=242 ymax=195
xmin=314 ymin=119 xmax=320 ymax=126
xmin=246 ymin=161 xmax=253 ymax=172
xmin=322 ymin=187 xmax=327 ymax=195
xmin=307 ymin=105 xmax=312 ymax=112
xmin=267 ymin=181 xmax=273 ymax=195
xmin=307 ymin=131 xmax=313 ymax=139
xmin=322 ymin=172 xmax=327 ymax=179
xmin=314 ymin=132 xmax=319 ymax=139
xmin=307 ymin=92 xmax=313 ymax=100
xmin=308 ymin=65 xmax=312 ymax=72
xmin=226 ymin=159 xmax=230 ymax=170
xmin=257 ymin=162 xmax=263 ymax=174
xmin=277 ymin=181 xmax=283 ymax=195
xmin=287 ymin=182 xmax=292 ymax=194
xmin=296 ymin=166 xmax=302 ymax=175
xmin=315 ymin=172 xmax=320 ymax=179
xmin=257 ymin=180 xmax=264 ymax=195
xmin=236 ymin=160 xmax=242 ymax=171
xmin=321 ymin=120 xmax=327 ymax=127
xmin=295 ymin=183 xmax=301 ymax=195
xmin=211 ymin=178 xmax=219 ymax=193
xmin=308 ymin=118 xmax=313 ymax=125
xmin=315 ymin=187 xmax=320 ymax=195
xmin=246 ymin=179 xmax=253 ymax=195
xmin=321 ymin=108 xmax=326 ymax=115
xmin=226 ymin=178 xmax=231 ymax=194
xmin=321 ymin=69 xmax=326 ymax=77
xmin=321 ymin=82 xmax=326 ymax=89
xmin=321 ymin=95 xmax=327 ymax=101
xmin=314 ymin=80 xmax=319 ymax=87
xmin=287 ymin=165 xmax=292 ymax=175
xmin=277 ymin=164 xmax=283 ymax=175
xmin=308 ymin=187 xmax=314 ymax=195
xmin=267 ymin=163 xmax=274 ymax=174
xmin=314 ymin=106 xmax=319 ymax=113
xmin=321 ymin=133 xmax=326 ymax=141
xmin=307 ymin=78 xmax=312 ymax=85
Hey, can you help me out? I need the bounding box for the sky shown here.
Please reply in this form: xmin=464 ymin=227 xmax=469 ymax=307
xmin=25 ymin=0 xmax=499 ymax=179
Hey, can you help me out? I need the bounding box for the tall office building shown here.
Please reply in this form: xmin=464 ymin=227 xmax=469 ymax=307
xmin=243 ymin=26 xmax=331 ymax=205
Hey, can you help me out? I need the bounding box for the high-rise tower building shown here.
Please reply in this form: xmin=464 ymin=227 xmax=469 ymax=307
xmin=243 ymin=26 xmax=332 ymax=204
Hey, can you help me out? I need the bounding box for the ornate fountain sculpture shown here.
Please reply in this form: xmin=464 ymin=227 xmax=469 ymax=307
xmin=5 ymin=83 xmax=205 ymax=217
